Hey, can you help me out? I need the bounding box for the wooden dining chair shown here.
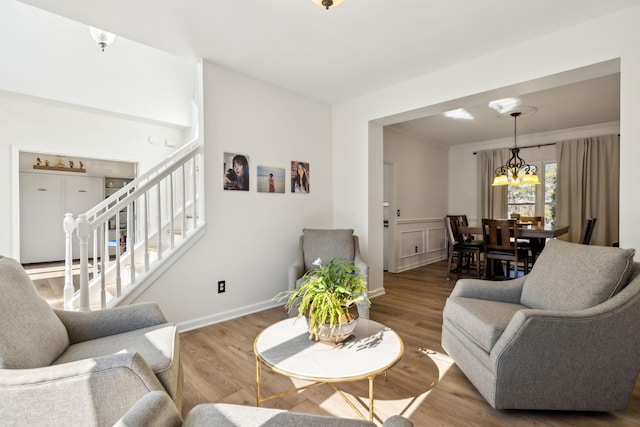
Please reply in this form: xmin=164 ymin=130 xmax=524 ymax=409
xmin=457 ymin=214 xmax=481 ymax=244
xmin=579 ymin=217 xmax=597 ymax=245
xmin=445 ymin=216 xmax=483 ymax=280
xmin=518 ymin=216 xmax=544 ymax=265
xmin=482 ymin=218 xmax=530 ymax=280
xmin=519 ymin=216 xmax=543 ymax=225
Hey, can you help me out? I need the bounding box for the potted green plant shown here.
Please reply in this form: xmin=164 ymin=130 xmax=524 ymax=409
xmin=279 ymin=257 xmax=370 ymax=343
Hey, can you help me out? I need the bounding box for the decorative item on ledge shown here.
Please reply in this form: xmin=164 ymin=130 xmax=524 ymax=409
xmin=33 ymin=157 xmax=86 ymax=173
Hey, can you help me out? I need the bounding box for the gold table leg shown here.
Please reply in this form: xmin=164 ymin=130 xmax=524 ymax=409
xmin=256 ymin=355 xmax=262 ymax=406
xmin=368 ymin=375 xmax=375 ymax=421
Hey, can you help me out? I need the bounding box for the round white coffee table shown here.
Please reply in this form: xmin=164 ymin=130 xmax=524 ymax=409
xmin=254 ymin=317 xmax=404 ymax=421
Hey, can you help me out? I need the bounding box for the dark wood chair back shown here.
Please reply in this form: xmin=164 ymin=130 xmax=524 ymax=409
xmin=445 ymin=215 xmax=464 ymax=245
xmin=520 ymin=216 xmax=543 ymax=225
xmin=482 ymin=218 xmax=529 ymax=279
xmin=483 ymin=219 xmax=518 ymax=254
xmin=580 ymin=217 xmax=597 ymax=245
xmin=445 ymin=215 xmax=482 ymax=280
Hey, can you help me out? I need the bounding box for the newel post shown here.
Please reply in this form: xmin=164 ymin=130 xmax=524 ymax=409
xmin=76 ymin=214 xmax=91 ymax=312
xmin=63 ymin=213 xmax=76 ymax=310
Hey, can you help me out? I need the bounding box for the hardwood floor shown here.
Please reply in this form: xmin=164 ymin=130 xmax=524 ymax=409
xmin=24 ymin=260 xmax=640 ymax=426
xmin=179 ymin=261 xmax=640 ymax=426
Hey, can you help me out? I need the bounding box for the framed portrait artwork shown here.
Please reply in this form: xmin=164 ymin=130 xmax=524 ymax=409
xmin=291 ymin=161 xmax=310 ymax=193
xmin=223 ymin=152 xmax=250 ymax=191
xmin=257 ymin=165 xmax=285 ymax=193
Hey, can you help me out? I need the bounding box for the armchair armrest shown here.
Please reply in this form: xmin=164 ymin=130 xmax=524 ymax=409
xmin=0 ymin=352 xmax=164 ymax=426
xmin=353 ymin=240 xmax=369 ymax=280
xmin=383 ymin=415 xmax=415 ymax=427
xmin=114 ymin=390 xmax=183 ymax=427
xmin=288 ymin=236 xmax=305 ymax=291
xmin=450 ymin=276 xmax=525 ymax=303
xmin=55 ymin=302 xmax=168 ymax=344
xmin=489 ymin=288 xmax=640 ymax=409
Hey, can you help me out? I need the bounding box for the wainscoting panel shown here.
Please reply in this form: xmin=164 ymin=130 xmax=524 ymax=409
xmin=392 ymin=217 xmax=447 ymax=273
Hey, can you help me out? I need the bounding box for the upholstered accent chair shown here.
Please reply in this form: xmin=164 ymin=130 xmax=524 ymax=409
xmin=288 ymin=228 xmax=369 ymax=317
xmin=442 ymin=239 xmax=640 ymax=410
xmin=0 ymin=255 xmax=182 ymax=426
xmin=117 ymin=390 xmax=414 ymax=427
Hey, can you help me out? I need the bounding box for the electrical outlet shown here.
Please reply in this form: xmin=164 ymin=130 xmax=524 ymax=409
xmin=218 ymin=280 xmax=226 ymax=293
xmin=415 ymin=246 xmax=418 ymax=253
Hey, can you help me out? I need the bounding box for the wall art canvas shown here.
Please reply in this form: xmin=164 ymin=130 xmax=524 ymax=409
xmin=223 ymin=152 xmax=250 ymax=191
xmin=291 ymin=161 xmax=310 ymax=193
xmin=257 ymin=165 xmax=285 ymax=193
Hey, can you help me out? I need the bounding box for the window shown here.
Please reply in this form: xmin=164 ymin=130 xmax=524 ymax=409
xmin=507 ymin=161 xmax=556 ymax=225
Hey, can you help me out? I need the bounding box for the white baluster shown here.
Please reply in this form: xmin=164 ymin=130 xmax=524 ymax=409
xmin=115 ymin=210 xmax=121 ymax=297
xmin=156 ymin=183 xmax=162 ymax=261
xmin=182 ymin=165 xmax=187 ymax=236
xmin=169 ymin=173 xmax=175 ymax=249
xmin=76 ymin=214 xmax=91 ymax=312
xmin=192 ymin=157 xmax=198 ymax=230
xmin=63 ymin=213 xmax=76 ymax=311
xmin=100 ymin=223 xmax=106 ymax=309
xmin=129 ymin=201 xmax=136 ymax=287
xmin=144 ymin=192 xmax=149 ymax=272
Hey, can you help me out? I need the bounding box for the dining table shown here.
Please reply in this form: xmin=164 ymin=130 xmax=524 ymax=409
xmin=460 ymin=222 xmax=570 ymax=241
xmin=459 ymin=222 xmax=570 ymax=275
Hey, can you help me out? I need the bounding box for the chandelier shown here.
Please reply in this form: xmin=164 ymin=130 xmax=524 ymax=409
xmin=312 ymin=0 xmax=344 ymax=10
xmin=492 ymin=112 xmax=540 ymax=186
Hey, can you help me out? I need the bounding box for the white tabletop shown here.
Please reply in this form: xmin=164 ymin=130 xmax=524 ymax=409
xmin=254 ymin=317 xmax=404 ymax=381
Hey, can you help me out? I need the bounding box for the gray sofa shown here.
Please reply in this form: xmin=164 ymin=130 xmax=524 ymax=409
xmin=442 ymin=239 xmax=640 ymax=410
xmin=0 ymin=255 xmax=182 ymax=426
xmin=116 ymin=390 xmax=414 ymax=427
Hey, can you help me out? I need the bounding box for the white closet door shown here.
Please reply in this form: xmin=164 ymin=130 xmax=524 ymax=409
xmin=64 ymin=176 xmax=104 ymax=216
xmin=20 ymin=173 xmax=64 ymax=263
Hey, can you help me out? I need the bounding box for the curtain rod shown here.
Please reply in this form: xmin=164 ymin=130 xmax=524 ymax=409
xmin=473 ymin=141 xmax=556 ymax=155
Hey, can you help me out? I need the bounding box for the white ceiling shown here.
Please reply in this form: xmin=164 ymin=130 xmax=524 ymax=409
xmin=19 ymin=0 xmax=632 ymax=144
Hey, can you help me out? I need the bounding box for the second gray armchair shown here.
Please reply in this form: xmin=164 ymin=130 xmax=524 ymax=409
xmin=442 ymin=239 xmax=640 ymax=411
xmin=288 ymin=228 xmax=369 ymax=317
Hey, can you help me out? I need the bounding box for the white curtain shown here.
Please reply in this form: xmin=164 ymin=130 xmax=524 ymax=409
xmin=556 ymin=135 xmax=619 ymax=246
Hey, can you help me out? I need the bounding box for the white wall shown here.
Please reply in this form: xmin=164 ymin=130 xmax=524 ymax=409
xmin=383 ymin=127 xmax=448 ymax=272
xmin=0 ymin=0 xmax=195 ymax=127
xmin=129 ymin=61 xmax=333 ymax=329
xmin=333 ymin=6 xmax=640 ymax=290
xmin=0 ymin=0 xmax=197 ymax=260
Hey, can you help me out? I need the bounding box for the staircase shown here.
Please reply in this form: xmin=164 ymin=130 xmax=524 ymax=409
xmin=63 ymin=140 xmax=205 ymax=311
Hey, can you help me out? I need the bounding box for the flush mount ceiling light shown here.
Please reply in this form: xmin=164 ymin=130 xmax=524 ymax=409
xmin=89 ymin=27 xmax=116 ymax=52
xmin=492 ymin=111 xmax=541 ymax=186
xmin=312 ymin=0 xmax=344 ymax=10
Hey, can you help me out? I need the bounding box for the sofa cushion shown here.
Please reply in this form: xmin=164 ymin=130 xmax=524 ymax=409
xmin=302 ymin=229 xmax=355 ymax=271
xmin=521 ymin=239 xmax=635 ymax=311
xmin=0 ymin=256 xmax=69 ymax=369
xmin=443 ymin=297 xmax=525 ymax=353
xmin=53 ymin=323 xmax=180 ymax=400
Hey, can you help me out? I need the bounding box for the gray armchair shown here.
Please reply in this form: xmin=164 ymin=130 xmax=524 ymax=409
xmin=288 ymin=228 xmax=369 ymax=318
xmin=116 ymin=390 xmax=415 ymax=427
xmin=0 ymin=255 xmax=182 ymax=426
xmin=442 ymin=239 xmax=640 ymax=411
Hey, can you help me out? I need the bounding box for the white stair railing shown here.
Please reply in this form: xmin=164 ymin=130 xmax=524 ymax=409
xmin=63 ymin=140 xmax=204 ymax=311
